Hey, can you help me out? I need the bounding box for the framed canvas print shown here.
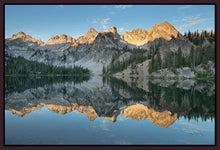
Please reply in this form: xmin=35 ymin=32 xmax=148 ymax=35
xmin=1 ymin=0 xmax=219 ymax=150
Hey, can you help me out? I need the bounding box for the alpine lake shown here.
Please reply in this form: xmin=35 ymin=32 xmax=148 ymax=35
xmin=5 ymin=75 xmax=215 ymax=145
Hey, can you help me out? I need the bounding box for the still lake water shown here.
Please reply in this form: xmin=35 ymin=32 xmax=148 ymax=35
xmin=5 ymin=75 xmax=215 ymax=145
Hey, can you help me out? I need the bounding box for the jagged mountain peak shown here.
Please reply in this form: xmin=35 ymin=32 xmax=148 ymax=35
xmin=125 ymin=28 xmax=148 ymax=35
xmin=121 ymin=21 xmax=180 ymax=46
xmin=6 ymin=22 xmax=180 ymax=47
xmin=76 ymin=28 xmax=98 ymax=44
xmin=163 ymin=21 xmax=172 ymax=25
xmin=108 ymin=26 xmax=117 ymax=33
xmin=101 ymin=26 xmax=121 ymax=40
xmin=16 ymin=31 xmax=26 ymax=36
xmin=121 ymin=28 xmax=148 ymax=46
xmin=152 ymin=21 xmax=173 ymax=28
xmin=132 ymin=28 xmax=147 ymax=32
xmin=148 ymin=21 xmax=179 ymax=40
xmin=104 ymin=26 xmax=118 ymax=35
xmin=151 ymin=21 xmax=176 ymax=34
xmin=45 ymin=34 xmax=76 ymax=45
xmin=159 ymin=21 xmax=172 ymax=26
xmin=60 ymin=34 xmax=67 ymax=38
xmin=8 ymin=31 xmax=44 ymax=45
xmin=87 ymin=28 xmax=98 ymax=34
xmin=10 ymin=32 xmax=27 ymax=39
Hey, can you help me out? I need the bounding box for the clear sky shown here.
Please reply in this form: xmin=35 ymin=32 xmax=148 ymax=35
xmin=5 ymin=5 xmax=215 ymax=42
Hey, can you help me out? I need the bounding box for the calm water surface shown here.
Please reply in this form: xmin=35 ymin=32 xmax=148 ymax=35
xmin=5 ymin=76 xmax=215 ymax=145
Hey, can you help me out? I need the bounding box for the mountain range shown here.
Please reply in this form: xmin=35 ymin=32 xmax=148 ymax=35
xmin=5 ymin=21 xmax=215 ymax=76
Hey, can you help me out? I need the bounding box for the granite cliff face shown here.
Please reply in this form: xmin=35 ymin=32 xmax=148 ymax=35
xmin=121 ymin=21 xmax=180 ymax=46
xmin=121 ymin=29 xmax=149 ymax=46
xmin=45 ymin=34 xmax=76 ymax=45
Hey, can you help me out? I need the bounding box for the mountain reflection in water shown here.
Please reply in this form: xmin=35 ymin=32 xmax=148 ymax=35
xmin=5 ymin=76 xmax=215 ymax=129
xmin=7 ymin=103 xmax=177 ymax=128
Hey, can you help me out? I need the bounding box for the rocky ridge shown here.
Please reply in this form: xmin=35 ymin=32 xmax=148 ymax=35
xmin=147 ymin=21 xmax=179 ymax=42
xmin=5 ymin=26 xmax=133 ymax=74
xmin=121 ymin=29 xmax=148 ymax=46
xmin=76 ymin=28 xmax=98 ymax=44
xmin=45 ymin=34 xmax=76 ymax=45
xmin=7 ymin=32 xmax=44 ymax=45
xmin=121 ymin=21 xmax=180 ymax=46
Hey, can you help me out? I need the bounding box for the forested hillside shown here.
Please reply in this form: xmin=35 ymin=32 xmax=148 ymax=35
xmin=104 ymin=30 xmax=215 ymax=79
xmin=5 ymin=53 xmax=90 ymax=76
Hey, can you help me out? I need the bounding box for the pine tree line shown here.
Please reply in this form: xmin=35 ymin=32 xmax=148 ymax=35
xmin=149 ymin=45 xmax=215 ymax=74
xmin=148 ymin=81 xmax=215 ymax=121
xmin=5 ymin=75 xmax=90 ymax=96
xmin=104 ymin=77 xmax=215 ymax=121
xmin=184 ymin=30 xmax=215 ymax=45
xmin=5 ymin=54 xmax=90 ymax=76
xmin=184 ymin=30 xmax=215 ymax=39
